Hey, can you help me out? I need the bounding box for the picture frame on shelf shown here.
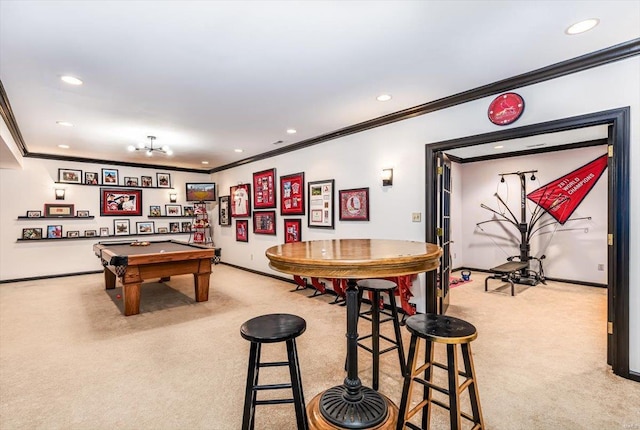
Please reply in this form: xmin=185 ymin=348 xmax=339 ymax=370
xmin=339 ymin=187 xmax=370 ymax=221
xmin=136 ymin=221 xmax=154 ymax=235
xmin=84 ymin=172 xmax=99 ymax=185
xmin=218 ymin=195 xmax=231 ymax=226
xmin=124 ymin=177 xmax=139 ymax=187
xmin=44 ymin=203 xmax=75 ymax=218
xmin=114 ymin=219 xmax=130 ymax=236
xmin=149 ymin=205 xmax=161 ymax=217
xmin=169 ymin=222 xmax=180 ymax=233
xmin=47 ymin=225 xmax=62 ymax=239
xmin=165 ymin=204 xmax=181 ymax=216
xmin=181 ymin=221 xmax=192 ymax=232
xmin=100 ymin=188 xmax=142 ymax=216
xmin=100 ymin=227 xmax=109 ymax=237
xmin=280 ymin=172 xmax=305 ymax=216
xmin=101 ymin=168 xmax=119 ymax=185
xmin=26 ymin=210 xmax=41 ymax=218
xmin=22 ymin=228 xmax=42 ymax=240
xmin=84 ymin=230 xmax=97 ymax=237
xmin=284 ymin=219 xmax=302 ymax=243
xmin=141 ymin=176 xmax=153 ymax=187
xmin=253 ymin=168 xmax=277 ymax=209
xmin=236 ymin=219 xmax=249 ymax=242
xmin=76 ymin=210 xmax=90 ymax=218
xmin=253 ymin=210 xmax=276 ymax=235
xmin=157 ymin=227 xmax=168 ymax=234
xmin=67 ymin=231 xmax=79 ymax=238
xmin=183 ymin=205 xmax=195 ymax=217
xmin=156 ymin=173 xmax=171 ymax=188
xmin=58 ymin=168 xmax=82 ymax=184
xmin=308 ymin=179 xmax=335 ymax=229
xmin=230 ymin=183 xmax=251 ymax=218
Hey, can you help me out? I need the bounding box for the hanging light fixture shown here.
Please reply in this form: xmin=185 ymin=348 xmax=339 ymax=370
xmin=127 ymin=136 xmax=173 ymax=156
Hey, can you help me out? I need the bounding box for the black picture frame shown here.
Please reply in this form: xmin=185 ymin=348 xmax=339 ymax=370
xmin=307 ymin=179 xmax=335 ymax=229
xmin=58 ymin=168 xmax=82 ymax=184
xmin=100 ymin=188 xmax=142 ymax=216
xmin=156 ymin=173 xmax=171 ymax=188
xmin=339 ymin=187 xmax=370 ymax=221
xmin=219 ymin=195 xmax=231 ymax=226
xmin=253 ymin=210 xmax=276 ymax=235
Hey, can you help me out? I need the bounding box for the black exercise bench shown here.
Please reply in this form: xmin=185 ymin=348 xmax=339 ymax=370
xmin=484 ymin=261 xmax=529 ymax=296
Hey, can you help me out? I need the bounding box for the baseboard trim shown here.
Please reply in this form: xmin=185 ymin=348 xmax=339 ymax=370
xmin=627 ymin=370 xmax=640 ymax=383
xmin=0 ymin=270 xmax=102 ymax=284
xmin=456 ymin=267 xmax=606 ymax=288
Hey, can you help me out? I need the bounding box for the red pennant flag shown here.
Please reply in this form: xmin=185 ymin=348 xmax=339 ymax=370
xmin=526 ymin=154 xmax=608 ymax=224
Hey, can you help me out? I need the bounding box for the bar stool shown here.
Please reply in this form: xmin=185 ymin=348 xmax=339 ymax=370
xmin=353 ymin=279 xmax=406 ymax=391
xmin=240 ymin=313 xmax=308 ymax=430
xmin=397 ymin=313 xmax=484 ymax=430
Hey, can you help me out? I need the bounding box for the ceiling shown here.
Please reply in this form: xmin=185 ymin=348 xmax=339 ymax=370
xmin=1 ymin=1 xmax=639 ymax=170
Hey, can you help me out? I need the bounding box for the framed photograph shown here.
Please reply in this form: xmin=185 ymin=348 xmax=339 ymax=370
xmin=149 ymin=205 xmax=161 ymax=217
xmin=26 ymin=210 xmax=41 ymax=218
xmin=165 ymin=204 xmax=182 ymax=216
xmin=100 ymin=227 xmax=110 ymax=237
xmin=58 ymin=168 xmax=82 ymax=184
xmin=136 ymin=221 xmax=155 ymax=235
xmin=186 ymin=182 xmax=216 ymax=202
xmin=280 ymin=172 xmax=305 ymax=216
xmin=141 ymin=176 xmax=153 ymax=187
xmin=100 ymin=188 xmax=142 ymax=216
xmin=156 ymin=172 xmax=171 ymax=188
xmin=236 ymin=219 xmax=249 ymax=242
xmin=339 ymin=187 xmax=370 ymax=221
xmin=84 ymin=172 xmax=99 ymax=185
xmin=101 ymin=168 xmax=119 ymax=185
xmin=44 ymin=203 xmax=75 ymax=217
xmin=183 ymin=205 xmax=195 ymax=217
xmin=181 ymin=221 xmax=192 ymax=232
xmin=124 ymin=177 xmax=139 ymax=187
xmin=157 ymin=227 xmax=168 ymax=234
xmin=22 ymin=228 xmax=42 ymax=240
xmin=218 ymin=195 xmax=231 ymax=226
xmin=253 ymin=210 xmax=276 ymax=235
xmin=47 ymin=225 xmax=62 ymax=239
xmin=84 ymin=230 xmax=97 ymax=237
xmin=76 ymin=210 xmax=90 ymax=217
xmin=114 ymin=219 xmax=130 ymax=236
xmin=253 ymin=168 xmax=276 ymax=209
xmin=67 ymin=230 xmax=79 ymax=238
xmin=169 ymin=222 xmax=180 ymax=233
xmin=284 ymin=219 xmax=302 ymax=243
xmin=230 ymin=183 xmax=251 ymax=218
xmin=308 ymin=179 xmax=335 ymax=229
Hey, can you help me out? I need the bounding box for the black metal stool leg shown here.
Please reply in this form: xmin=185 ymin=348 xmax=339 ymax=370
xmin=371 ymin=290 xmax=381 ymax=390
xmin=242 ymin=342 xmax=261 ymax=430
xmin=286 ymin=338 xmax=309 ymax=430
xmin=388 ymin=292 xmax=406 ymax=376
xmin=462 ymin=343 xmax=484 ymax=427
xmin=396 ymin=333 xmax=419 ymax=430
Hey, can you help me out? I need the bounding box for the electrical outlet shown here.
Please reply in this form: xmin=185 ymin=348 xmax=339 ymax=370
xmin=411 ymin=212 xmax=421 ymax=222
xmin=597 ymin=264 xmax=604 ymax=271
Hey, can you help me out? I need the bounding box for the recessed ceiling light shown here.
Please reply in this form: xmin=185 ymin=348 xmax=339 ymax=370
xmin=376 ymin=94 xmax=392 ymax=102
xmin=56 ymin=121 xmax=73 ymax=127
xmin=60 ymin=75 xmax=83 ymax=85
xmin=201 ymin=161 xmax=209 ymax=165
xmin=494 ymin=145 xmax=504 ymax=149
xmin=234 ymin=149 xmax=243 ymax=153
xmin=566 ymin=18 xmax=599 ymax=35
xmin=286 ymin=129 xmax=297 ymax=134
xmin=58 ymin=144 xmax=70 ymax=149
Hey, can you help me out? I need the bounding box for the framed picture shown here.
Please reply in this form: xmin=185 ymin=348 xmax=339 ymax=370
xmin=165 ymin=204 xmax=182 ymax=216
xmin=169 ymin=222 xmax=180 ymax=233
xmin=136 ymin=221 xmax=154 ymax=235
xmin=149 ymin=205 xmax=161 ymax=217
xmin=100 ymin=188 xmax=142 ymax=216
xmin=84 ymin=230 xmax=97 ymax=237
xmin=100 ymin=227 xmax=110 ymax=237
xmin=156 ymin=172 xmax=171 ymax=188
xmin=185 ymin=182 xmax=216 ymax=202
xmin=219 ymin=195 xmax=231 ymax=226
xmin=253 ymin=210 xmax=276 ymax=235
xmin=236 ymin=219 xmax=249 ymax=242
xmin=230 ymin=183 xmax=251 ymax=218
xmin=47 ymin=225 xmax=62 ymax=239
xmin=67 ymin=230 xmax=79 ymax=238
xmin=181 ymin=221 xmax=192 ymax=232
xmin=308 ymin=179 xmax=335 ymax=229
xmin=284 ymin=219 xmax=302 ymax=243
xmin=157 ymin=227 xmax=168 ymax=234
xmin=114 ymin=219 xmax=130 ymax=236
xmin=22 ymin=228 xmax=42 ymax=240
xmin=183 ymin=205 xmax=195 ymax=217
xmin=253 ymin=168 xmax=276 ymax=209
xmin=141 ymin=176 xmax=153 ymax=187
xmin=84 ymin=172 xmax=99 ymax=185
xmin=77 ymin=210 xmax=90 ymax=217
xmin=26 ymin=210 xmax=41 ymax=218
xmin=44 ymin=203 xmax=75 ymax=217
xmin=339 ymin=187 xmax=370 ymax=221
xmin=58 ymin=168 xmax=82 ymax=184
xmin=280 ymin=172 xmax=305 ymax=216
xmin=101 ymin=168 xmax=119 ymax=185
xmin=124 ymin=177 xmax=139 ymax=187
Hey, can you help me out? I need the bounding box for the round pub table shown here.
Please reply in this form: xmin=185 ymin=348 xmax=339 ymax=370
xmin=266 ymin=239 xmax=441 ymax=429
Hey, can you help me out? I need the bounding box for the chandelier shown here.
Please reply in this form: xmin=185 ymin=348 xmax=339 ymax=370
xmin=127 ymin=136 xmax=173 ymax=156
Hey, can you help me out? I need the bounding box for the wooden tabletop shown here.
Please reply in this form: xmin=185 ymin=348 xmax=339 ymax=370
xmin=265 ymin=239 xmax=442 ymax=279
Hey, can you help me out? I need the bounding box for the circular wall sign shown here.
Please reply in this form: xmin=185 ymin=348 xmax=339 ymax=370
xmin=487 ymin=92 xmax=525 ymax=125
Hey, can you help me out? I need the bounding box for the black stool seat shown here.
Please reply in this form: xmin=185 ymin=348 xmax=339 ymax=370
xmin=405 ymin=313 xmax=477 ymax=344
xmin=241 ymin=313 xmax=306 ymax=343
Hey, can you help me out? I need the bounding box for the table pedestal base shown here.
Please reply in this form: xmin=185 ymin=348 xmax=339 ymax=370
xmin=307 ymin=391 xmax=398 ymax=429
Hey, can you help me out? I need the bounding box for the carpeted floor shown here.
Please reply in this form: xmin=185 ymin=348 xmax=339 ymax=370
xmin=0 ymin=265 xmax=638 ymax=429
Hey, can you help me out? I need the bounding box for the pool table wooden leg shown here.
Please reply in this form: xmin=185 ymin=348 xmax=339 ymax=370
xmin=193 ymin=273 xmax=210 ymax=302
xmin=104 ymin=268 xmax=116 ymax=289
xmin=123 ymin=282 xmax=141 ymax=316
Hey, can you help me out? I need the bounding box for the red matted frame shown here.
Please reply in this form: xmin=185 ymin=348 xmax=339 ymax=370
xmin=236 ymin=219 xmax=249 ymax=242
xmin=280 ymin=172 xmax=305 ymax=216
xmin=284 ymin=218 xmax=302 ymax=243
xmin=230 ymin=183 xmax=251 ymax=218
xmin=253 ymin=168 xmax=277 ymax=209
xmin=100 ymin=188 xmax=142 ymax=216
xmin=339 ymin=187 xmax=369 ymax=221
xmin=253 ymin=210 xmax=276 ymax=235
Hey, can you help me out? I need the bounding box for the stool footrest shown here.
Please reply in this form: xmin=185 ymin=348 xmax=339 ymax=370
xmin=259 ymin=361 xmax=288 ymax=368
xmin=254 ymin=383 xmax=292 ymax=391
xmin=255 ymin=398 xmax=295 ymax=406
xmin=413 ymin=377 xmax=449 ymax=396
xmin=405 ymin=423 xmax=421 ymax=430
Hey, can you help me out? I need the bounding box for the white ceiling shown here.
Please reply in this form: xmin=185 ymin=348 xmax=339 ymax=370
xmin=1 ymin=1 xmax=639 ymax=170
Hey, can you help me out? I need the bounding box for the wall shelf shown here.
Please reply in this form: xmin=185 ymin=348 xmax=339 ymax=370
xmin=148 ymin=215 xmax=192 ymax=219
xmin=18 ymin=216 xmax=95 ymax=220
xmin=55 ymin=182 xmax=173 ymax=190
xmin=17 ymin=232 xmax=190 ymax=242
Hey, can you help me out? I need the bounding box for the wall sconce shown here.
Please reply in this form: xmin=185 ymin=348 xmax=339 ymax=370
xmin=381 ymin=168 xmax=393 ymax=186
xmin=55 ymin=188 xmax=66 ymax=200
xmin=169 ymin=193 xmax=177 ymax=203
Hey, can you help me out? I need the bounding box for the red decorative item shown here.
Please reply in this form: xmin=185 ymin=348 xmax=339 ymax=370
xmin=487 ymin=92 xmax=525 ymax=125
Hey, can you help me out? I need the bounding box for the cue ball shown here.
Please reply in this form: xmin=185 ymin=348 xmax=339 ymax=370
xmin=160 ymin=249 xmax=165 ymax=253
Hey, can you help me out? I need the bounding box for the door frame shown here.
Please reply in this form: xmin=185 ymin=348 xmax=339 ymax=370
xmin=425 ymin=107 xmax=630 ymax=379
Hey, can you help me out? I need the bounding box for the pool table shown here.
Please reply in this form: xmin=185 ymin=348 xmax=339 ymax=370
xmin=93 ymin=240 xmax=215 ymax=316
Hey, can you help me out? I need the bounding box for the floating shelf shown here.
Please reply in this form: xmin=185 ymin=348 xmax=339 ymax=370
xmin=17 ymin=232 xmax=190 ymax=242
xmin=17 ymin=216 xmax=95 ymax=220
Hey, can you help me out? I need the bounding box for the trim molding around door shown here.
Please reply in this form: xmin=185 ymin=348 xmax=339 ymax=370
xmin=425 ymin=107 xmax=631 ymax=380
